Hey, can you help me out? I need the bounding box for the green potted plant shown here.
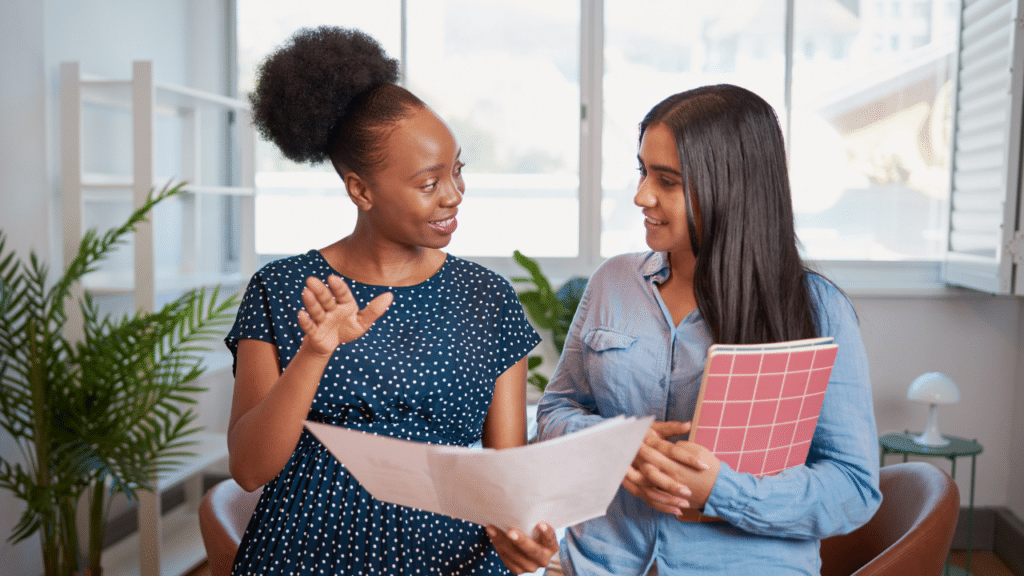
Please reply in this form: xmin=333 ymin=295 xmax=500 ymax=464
xmin=511 ymin=250 xmax=588 ymax=391
xmin=0 ymin=184 xmax=238 ymax=576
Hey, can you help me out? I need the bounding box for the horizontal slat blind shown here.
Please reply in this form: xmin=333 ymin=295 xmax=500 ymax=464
xmin=943 ymin=0 xmax=1023 ymax=293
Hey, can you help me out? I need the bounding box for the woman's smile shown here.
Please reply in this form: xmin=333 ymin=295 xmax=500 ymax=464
xmin=429 ymin=213 xmax=458 ymax=234
xmin=643 ymin=212 xmax=668 ymax=228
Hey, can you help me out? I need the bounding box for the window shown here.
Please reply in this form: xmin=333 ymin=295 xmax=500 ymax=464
xmin=600 ymin=0 xmax=785 ymax=258
xmin=238 ymin=0 xmax=580 ymax=261
xmin=238 ymin=0 xmax=970 ymax=284
xmin=406 ymin=1 xmax=581 ymax=259
xmin=790 ymin=0 xmax=954 ymax=261
xmin=238 ymin=0 xmax=401 ymax=257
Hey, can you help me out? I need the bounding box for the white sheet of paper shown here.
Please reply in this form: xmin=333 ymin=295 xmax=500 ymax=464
xmin=304 ymin=415 xmax=654 ymax=533
xmin=302 ymin=421 xmax=443 ymax=513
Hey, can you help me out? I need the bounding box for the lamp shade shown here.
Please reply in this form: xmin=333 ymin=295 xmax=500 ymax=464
xmin=907 ymin=372 xmax=960 ymax=447
xmin=906 ymin=372 xmax=960 ymax=405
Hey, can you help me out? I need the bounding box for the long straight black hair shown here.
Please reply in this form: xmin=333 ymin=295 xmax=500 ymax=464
xmin=640 ymin=84 xmax=820 ymax=344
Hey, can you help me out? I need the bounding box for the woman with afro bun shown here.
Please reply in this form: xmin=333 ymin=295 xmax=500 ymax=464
xmin=224 ymin=27 xmax=558 ymax=575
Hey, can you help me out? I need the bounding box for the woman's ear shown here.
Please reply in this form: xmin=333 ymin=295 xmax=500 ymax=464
xmin=344 ymin=172 xmax=373 ymax=211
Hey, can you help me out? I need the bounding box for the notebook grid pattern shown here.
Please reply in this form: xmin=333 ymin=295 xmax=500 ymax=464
xmin=690 ymin=344 xmax=838 ymax=477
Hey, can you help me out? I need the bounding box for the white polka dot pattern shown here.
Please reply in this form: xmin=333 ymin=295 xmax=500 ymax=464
xmin=224 ymin=250 xmax=540 ymax=575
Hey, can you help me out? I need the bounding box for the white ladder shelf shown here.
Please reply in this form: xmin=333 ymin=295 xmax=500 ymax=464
xmin=60 ymin=60 xmax=254 ymax=576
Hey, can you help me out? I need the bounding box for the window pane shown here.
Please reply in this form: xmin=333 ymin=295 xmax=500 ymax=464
xmin=789 ymin=0 xmax=956 ymax=260
xmin=237 ymin=0 xmax=400 ymax=257
xmin=406 ymin=0 xmax=580 ymax=258
xmin=601 ymin=1 xmax=786 ymax=257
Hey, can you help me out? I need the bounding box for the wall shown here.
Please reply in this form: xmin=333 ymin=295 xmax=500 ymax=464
xmin=1009 ymin=302 xmax=1024 ymax=519
xmin=0 ymin=0 xmax=50 ymax=263
xmin=1 ymin=4 xmax=57 ymax=574
xmin=853 ymin=292 xmax=1023 ymax=508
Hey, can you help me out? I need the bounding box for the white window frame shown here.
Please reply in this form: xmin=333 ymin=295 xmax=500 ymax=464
xmin=468 ymin=0 xmax=970 ymax=295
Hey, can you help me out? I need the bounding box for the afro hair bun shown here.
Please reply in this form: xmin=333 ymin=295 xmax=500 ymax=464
xmin=249 ymin=26 xmax=400 ymax=164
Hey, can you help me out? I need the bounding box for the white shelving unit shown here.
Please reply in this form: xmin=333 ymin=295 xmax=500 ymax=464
xmin=101 ymin=432 xmax=231 ymax=576
xmin=60 ymin=60 xmax=256 ymax=576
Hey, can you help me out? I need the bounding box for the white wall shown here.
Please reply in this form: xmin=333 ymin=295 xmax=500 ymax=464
xmin=0 ymin=0 xmax=50 ymax=263
xmin=1009 ymin=304 xmax=1024 ymax=519
xmin=853 ymin=293 xmax=1023 ymax=509
xmin=1 ymin=4 xmax=58 ymax=574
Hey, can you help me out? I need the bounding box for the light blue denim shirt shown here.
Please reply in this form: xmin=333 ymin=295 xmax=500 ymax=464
xmin=536 ymin=252 xmax=881 ymax=576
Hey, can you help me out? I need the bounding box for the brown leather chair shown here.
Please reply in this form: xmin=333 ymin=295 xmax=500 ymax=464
xmin=198 ymin=478 xmax=264 ymax=576
xmin=820 ymin=461 xmax=960 ymax=576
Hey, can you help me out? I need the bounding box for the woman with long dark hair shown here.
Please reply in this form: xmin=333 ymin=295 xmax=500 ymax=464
xmin=536 ymin=84 xmax=881 ymax=575
xmin=225 ymin=27 xmax=557 ymax=575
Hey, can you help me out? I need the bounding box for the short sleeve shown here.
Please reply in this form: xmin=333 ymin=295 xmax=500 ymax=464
xmin=490 ymin=277 xmax=542 ymax=378
xmin=224 ymin=272 xmax=277 ymax=375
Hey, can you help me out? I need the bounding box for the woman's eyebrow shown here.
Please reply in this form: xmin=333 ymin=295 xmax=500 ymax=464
xmin=409 ymin=164 xmax=442 ymax=180
xmin=638 ymin=155 xmax=682 ymax=176
xmin=408 ymin=148 xmax=463 ymax=180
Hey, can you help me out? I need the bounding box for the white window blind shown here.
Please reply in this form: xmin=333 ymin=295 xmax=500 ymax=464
xmin=942 ymin=0 xmax=1024 ymax=294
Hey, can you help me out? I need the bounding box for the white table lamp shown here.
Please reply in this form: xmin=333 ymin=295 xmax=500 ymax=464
xmin=906 ymin=372 xmax=960 ymax=447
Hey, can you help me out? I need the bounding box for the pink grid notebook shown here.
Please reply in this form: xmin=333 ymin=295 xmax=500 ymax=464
xmin=688 ymin=337 xmax=838 ymax=477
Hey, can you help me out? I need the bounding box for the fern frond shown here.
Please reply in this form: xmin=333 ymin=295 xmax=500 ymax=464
xmin=65 ymin=281 xmax=236 ymax=501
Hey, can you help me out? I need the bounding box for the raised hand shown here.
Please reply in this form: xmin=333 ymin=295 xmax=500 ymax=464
xmin=296 ymin=275 xmax=393 ymax=356
xmin=486 ymin=522 xmax=559 ymax=574
xmin=622 ymin=421 xmax=721 ymax=516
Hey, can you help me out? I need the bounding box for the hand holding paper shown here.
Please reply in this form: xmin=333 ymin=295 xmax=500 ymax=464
xmin=304 ymin=415 xmax=654 ymax=533
xmin=622 ymin=420 xmax=718 ymax=515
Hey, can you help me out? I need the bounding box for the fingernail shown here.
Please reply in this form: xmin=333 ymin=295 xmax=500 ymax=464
xmin=700 ymin=461 xmax=710 ymax=470
xmin=485 ymin=527 xmax=495 ymax=537
xmin=679 ymin=501 xmax=690 ymax=509
xmin=679 ymin=486 xmax=692 ymax=497
xmin=539 ymin=522 xmax=550 ymax=532
xmin=509 ymin=530 xmax=520 ymax=541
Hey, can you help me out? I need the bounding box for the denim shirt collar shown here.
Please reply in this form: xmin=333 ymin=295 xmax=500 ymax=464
xmin=639 ymin=251 xmax=671 ymax=283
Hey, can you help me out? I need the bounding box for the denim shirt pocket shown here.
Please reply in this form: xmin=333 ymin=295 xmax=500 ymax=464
xmin=583 ymin=328 xmax=637 ymax=352
xmin=582 ymin=328 xmax=639 ymax=415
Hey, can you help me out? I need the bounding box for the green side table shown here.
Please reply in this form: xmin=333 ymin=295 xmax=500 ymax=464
xmin=879 ymin=431 xmax=982 ymax=576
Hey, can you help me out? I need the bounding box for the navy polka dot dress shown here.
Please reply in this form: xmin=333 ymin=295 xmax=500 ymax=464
xmin=224 ymin=250 xmax=541 ymax=576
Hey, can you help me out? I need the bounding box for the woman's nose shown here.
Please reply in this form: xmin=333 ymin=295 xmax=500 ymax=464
xmin=441 ymin=178 xmax=463 ymax=207
xmin=634 ymin=179 xmax=654 ymax=207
